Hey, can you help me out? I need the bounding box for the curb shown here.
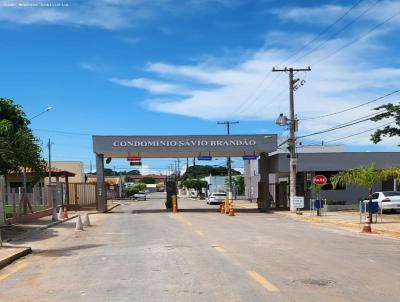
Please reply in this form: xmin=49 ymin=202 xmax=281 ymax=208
xmin=39 ymin=214 xmax=79 ymax=230
xmin=105 ymin=203 xmax=121 ymax=213
xmin=0 ymin=246 xmax=32 ymax=270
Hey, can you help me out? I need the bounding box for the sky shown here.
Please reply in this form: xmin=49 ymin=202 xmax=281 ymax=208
xmin=0 ymin=0 xmax=399 ymax=174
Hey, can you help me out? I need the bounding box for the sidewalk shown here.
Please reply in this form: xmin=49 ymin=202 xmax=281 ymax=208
xmin=275 ymin=210 xmax=400 ymax=239
xmin=0 ymin=201 xmax=120 ymax=270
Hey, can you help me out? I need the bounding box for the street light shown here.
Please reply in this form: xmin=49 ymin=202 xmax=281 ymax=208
xmin=276 ymin=113 xmax=288 ymax=126
xmin=276 ymin=112 xmax=297 ymax=212
xmin=29 ymin=106 xmax=53 ymax=121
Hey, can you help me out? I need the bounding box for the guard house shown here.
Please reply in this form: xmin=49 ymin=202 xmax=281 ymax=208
xmin=245 ymin=147 xmax=400 ymax=210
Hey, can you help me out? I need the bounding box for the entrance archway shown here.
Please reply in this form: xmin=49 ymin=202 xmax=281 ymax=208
xmin=92 ymin=134 xmax=277 ymax=212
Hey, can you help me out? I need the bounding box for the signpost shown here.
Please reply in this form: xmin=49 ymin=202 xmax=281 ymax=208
xmin=312 ymin=175 xmax=327 ymax=216
xmin=197 ymin=156 xmax=212 ymax=161
xmin=292 ymin=196 xmax=304 ymax=209
xmin=313 ymin=175 xmax=327 ymax=186
xmin=127 ymin=156 xmax=141 ymax=161
xmin=242 ymin=155 xmax=257 ymax=160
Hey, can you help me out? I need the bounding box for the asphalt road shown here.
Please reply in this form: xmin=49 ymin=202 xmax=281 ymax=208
xmin=1 ymin=192 xmax=400 ymax=302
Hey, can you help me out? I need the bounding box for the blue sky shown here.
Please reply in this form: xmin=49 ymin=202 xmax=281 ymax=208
xmin=0 ymin=0 xmax=399 ymax=174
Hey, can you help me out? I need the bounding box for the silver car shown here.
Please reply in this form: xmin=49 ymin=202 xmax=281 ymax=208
xmin=367 ymin=191 xmax=400 ymax=212
xmin=207 ymin=193 xmax=226 ymax=205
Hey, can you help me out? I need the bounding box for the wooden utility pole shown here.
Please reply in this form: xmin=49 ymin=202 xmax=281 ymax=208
xmin=217 ymin=121 xmax=239 ymax=194
xmin=272 ymin=67 xmax=311 ymax=211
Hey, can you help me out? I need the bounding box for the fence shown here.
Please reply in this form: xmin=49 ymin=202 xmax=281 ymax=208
xmin=62 ymin=183 xmax=98 ymax=209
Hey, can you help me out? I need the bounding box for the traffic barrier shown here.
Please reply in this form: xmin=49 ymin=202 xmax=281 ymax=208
xmin=83 ymin=213 xmax=91 ymax=227
xmin=75 ymin=215 xmax=84 ymax=231
xmin=172 ymin=195 xmax=178 ymax=213
xmin=57 ymin=207 xmax=64 ymax=221
xmin=228 ymin=204 xmax=235 ymax=216
xmin=361 ymin=214 xmax=372 ymax=233
xmin=225 ymin=195 xmax=230 ymax=214
xmin=64 ymin=207 xmax=68 ymax=219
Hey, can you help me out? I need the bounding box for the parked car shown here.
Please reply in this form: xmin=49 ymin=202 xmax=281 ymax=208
xmin=207 ymin=193 xmax=226 ymax=205
xmin=364 ymin=191 xmax=400 ymax=212
xmin=133 ymin=191 xmax=147 ymax=200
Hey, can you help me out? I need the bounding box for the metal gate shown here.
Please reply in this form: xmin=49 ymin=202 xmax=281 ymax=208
xmin=62 ymin=183 xmax=98 ymax=209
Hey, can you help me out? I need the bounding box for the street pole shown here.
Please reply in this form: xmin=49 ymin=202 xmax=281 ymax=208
xmin=273 ymin=67 xmax=311 ymax=212
xmin=217 ymin=121 xmax=239 ymax=194
xmin=47 ymin=138 xmax=52 ymax=183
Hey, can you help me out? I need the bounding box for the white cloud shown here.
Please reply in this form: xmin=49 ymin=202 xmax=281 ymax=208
xmin=108 ymin=2 xmax=400 ymax=148
xmin=0 ymin=0 xmax=241 ymax=29
xmin=110 ymin=77 xmax=193 ymax=95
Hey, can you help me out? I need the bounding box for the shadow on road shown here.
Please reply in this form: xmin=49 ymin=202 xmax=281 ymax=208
xmin=33 ymin=244 xmax=104 ymax=257
xmin=130 ymin=208 xmax=261 ymax=214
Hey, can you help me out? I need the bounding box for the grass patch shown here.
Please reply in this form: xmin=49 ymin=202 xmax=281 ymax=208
xmin=4 ymin=205 xmax=48 ymax=218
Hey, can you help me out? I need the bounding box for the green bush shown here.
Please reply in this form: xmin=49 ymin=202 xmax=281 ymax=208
xmin=325 ymin=200 xmax=346 ymax=206
xmin=123 ymin=182 xmax=147 ymax=197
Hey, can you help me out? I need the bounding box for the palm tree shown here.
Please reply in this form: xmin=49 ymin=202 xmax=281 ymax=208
xmin=331 ymin=163 xmax=400 ymax=222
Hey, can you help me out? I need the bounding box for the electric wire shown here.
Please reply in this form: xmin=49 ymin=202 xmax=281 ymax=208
xmin=277 ymin=0 xmax=365 ymax=66
xmin=288 ymin=0 xmax=380 ymax=66
xmin=300 ymin=89 xmax=400 ymax=120
xmin=311 ymin=8 xmax=400 ymax=65
xmin=298 ymin=109 xmax=390 ymax=139
xmin=324 ymin=120 xmax=396 ymax=143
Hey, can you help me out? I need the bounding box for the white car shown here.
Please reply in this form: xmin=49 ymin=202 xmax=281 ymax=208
xmin=365 ymin=191 xmax=400 ymax=212
xmin=133 ymin=192 xmax=147 ymax=200
xmin=207 ymin=193 xmax=226 ymax=205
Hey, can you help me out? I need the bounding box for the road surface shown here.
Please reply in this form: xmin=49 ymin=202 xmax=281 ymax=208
xmin=1 ymin=192 xmax=399 ymax=302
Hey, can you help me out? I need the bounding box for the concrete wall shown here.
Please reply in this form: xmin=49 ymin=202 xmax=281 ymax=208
xmin=48 ymin=161 xmax=85 ymax=183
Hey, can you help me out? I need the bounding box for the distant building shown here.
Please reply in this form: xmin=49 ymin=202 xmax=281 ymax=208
xmin=46 ymin=161 xmax=85 ymax=183
xmin=244 ymin=144 xmax=400 ymax=210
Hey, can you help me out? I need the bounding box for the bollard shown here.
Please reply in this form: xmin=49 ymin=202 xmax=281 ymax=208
xmin=172 ymin=195 xmax=178 ymax=213
xmin=225 ymin=195 xmax=230 ymax=214
xmin=75 ymin=215 xmax=84 ymax=231
xmin=83 ymin=213 xmax=91 ymax=227
xmin=57 ymin=207 xmax=64 ymax=221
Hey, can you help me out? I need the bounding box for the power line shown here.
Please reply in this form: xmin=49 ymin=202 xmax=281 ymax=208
xmin=298 ymin=109 xmax=389 ymax=139
xmin=300 ymin=89 xmax=400 ymax=120
xmin=289 ymin=0 xmax=380 ymax=66
xmin=33 ymin=128 xmax=92 ymax=136
xmin=324 ymin=120 xmax=395 ymax=143
xmin=279 ymin=0 xmax=367 ymax=66
xmin=312 ymin=8 xmax=400 ymax=65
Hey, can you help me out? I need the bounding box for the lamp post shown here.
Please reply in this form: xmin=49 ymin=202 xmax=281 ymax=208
xmin=29 ymin=106 xmax=53 ymax=121
xmin=276 ymin=113 xmax=297 ymax=212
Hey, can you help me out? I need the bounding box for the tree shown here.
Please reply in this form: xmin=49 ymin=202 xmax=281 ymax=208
xmin=104 ymin=168 xmax=115 ymax=176
xmin=331 ymin=163 xmax=400 ymax=221
xmin=0 ymin=98 xmax=45 ymax=179
xmin=182 ymin=165 xmax=241 ymax=180
xmin=370 ymin=103 xmax=400 ymax=145
xmin=142 ymin=177 xmax=156 ymax=184
xmin=123 ymin=182 xmax=147 ymax=197
xmin=233 ymin=175 xmax=245 ymax=195
xmin=183 ymin=178 xmax=208 ymax=193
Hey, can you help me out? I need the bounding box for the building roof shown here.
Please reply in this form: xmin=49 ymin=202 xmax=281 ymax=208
xmin=13 ymin=167 xmax=75 ymax=177
xmin=268 ymin=152 xmax=400 ymax=173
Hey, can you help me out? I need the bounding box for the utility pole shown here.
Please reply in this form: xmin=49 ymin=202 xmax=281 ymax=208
xmin=273 ymin=67 xmax=311 ymax=212
xmin=217 ymin=121 xmax=239 ymax=194
xmin=47 ymin=138 xmax=53 ymax=183
xmin=177 ymin=159 xmax=181 ymax=181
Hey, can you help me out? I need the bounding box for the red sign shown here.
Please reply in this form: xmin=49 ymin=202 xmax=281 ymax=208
xmin=127 ymin=157 xmax=141 ymax=161
xmin=313 ymin=175 xmax=327 ymax=185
